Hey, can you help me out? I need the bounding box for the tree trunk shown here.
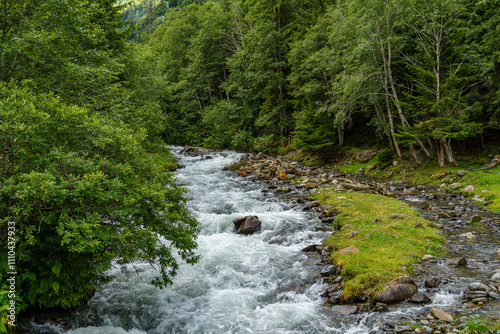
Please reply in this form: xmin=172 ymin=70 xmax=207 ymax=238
xmin=437 ymin=140 xmax=445 ymax=168
xmin=338 ymin=126 xmax=344 ymax=146
xmin=442 ymin=138 xmax=457 ymax=166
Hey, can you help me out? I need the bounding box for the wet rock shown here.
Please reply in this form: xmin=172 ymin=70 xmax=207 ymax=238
xmin=409 ymin=292 xmax=432 ymax=304
xmin=332 ymin=305 xmax=358 ymax=315
xmin=446 ymin=257 xmax=467 ymax=267
xmin=302 ymin=244 xmax=320 ymax=252
xmin=489 ymin=291 xmax=499 ymax=299
xmin=395 ymin=326 xmax=414 ymax=333
xmin=373 ymin=302 xmax=389 ymax=312
xmin=430 ymin=308 xmax=453 ymax=322
xmin=374 ymin=277 xmax=418 ymax=304
xmin=469 ymin=282 xmax=489 ymax=292
xmin=339 ymin=245 xmax=360 ymax=254
xmin=320 ymin=265 xmax=336 ymax=277
xmin=354 ymin=150 xmax=377 ymax=163
xmin=425 ymin=277 xmax=441 ymax=288
xmin=458 ymin=232 xmax=476 ymax=239
xmin=233 ymin=215 xmax=262 ymax=234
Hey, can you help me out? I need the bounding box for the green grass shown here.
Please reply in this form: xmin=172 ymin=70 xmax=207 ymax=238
xmin=335 ymin=155 xmax=500 ymax=213
xmin=313 ymin=190 xmax=445 ymax=302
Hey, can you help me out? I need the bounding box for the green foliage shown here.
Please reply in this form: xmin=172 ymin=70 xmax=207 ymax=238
xmin=376 ymin=149 xmax=395 ymax=170
xmin=459 ymin=314 xmax=500 ymax=334
xmin=0 ymin=83 xmax=200 ymax=309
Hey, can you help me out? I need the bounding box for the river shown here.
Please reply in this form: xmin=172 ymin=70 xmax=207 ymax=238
xmin=19 ymin=148 xmax=499 ymax=334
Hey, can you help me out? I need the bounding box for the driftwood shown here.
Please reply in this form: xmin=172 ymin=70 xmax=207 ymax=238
xmin=475 ymin=155 xmax=499 ymax=171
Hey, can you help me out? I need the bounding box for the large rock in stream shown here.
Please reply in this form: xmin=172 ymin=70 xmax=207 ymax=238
xmin=233 ymin=215 xmax=262 ymax=234
xmin=374 ymin=276 xmax=418 ymax=304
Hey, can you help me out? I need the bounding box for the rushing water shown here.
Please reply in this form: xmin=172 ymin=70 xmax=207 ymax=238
xmin=22 ymin=148 xmax=366 ymax=334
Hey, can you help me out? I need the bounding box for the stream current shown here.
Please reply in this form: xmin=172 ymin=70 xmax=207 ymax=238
xmin=20 ymin=148 xmax=500 ymax=334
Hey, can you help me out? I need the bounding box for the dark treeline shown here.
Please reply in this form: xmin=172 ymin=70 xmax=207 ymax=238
xmin=141 ymin=0 xmax=499 ymax=167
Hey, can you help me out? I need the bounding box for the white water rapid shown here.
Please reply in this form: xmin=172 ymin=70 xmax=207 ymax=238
xmin=60 ymin=148 xmax=363 ymax=334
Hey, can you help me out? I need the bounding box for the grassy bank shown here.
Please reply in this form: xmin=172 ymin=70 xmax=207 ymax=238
xmin=313 ymin=190 xmax=445 ymax=302
xmin=336 ymin=157 xmax=500 ymax=212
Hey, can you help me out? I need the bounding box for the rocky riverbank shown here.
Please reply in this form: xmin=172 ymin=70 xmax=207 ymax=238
xmin=216 ymin=149 xmax=500 ymax=333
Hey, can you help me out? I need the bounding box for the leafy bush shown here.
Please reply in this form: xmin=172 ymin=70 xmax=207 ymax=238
xmin=231 ymin=129 xmax=254 ymax=151
xmin=0 ymin=83 xmax=200 ymax=310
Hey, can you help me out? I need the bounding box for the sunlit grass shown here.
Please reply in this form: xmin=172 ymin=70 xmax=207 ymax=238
xmin=314 ymin=190 xmax=445 ymax=301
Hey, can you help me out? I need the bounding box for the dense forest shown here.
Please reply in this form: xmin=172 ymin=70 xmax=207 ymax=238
xmin=129 ymin=0 xmax=499 ymax=167
xmin=1 ymin=0 xmax=500 ymax=326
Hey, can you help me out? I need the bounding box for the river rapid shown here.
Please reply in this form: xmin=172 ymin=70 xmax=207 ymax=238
xmin=19 ymin=148 xmax=500 ymax=334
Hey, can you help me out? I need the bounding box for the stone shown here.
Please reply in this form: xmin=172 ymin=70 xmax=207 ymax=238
xmin=331 ymin=305 xmax=358 ymax=315
xmin=450 ymin=183 xmax=462 ymax=190
xmin=373 ymin=218 xmax=382 ymax=223
xmin=373 ymin=302 xmax=389 ymax=312
xmin=431 ymin=172 xmax=448 ymax=180
xmin=463 ymin=185 xmax=475 ymax=193
xmin=457 ymin=170 xmax=466 ymax=177
xmin=425 ymin=277 xmax=441 ymax=288
xmin=374 ymin=277 xmax=418 ymax=304
xmin=459 ymin=232 xmax=476 ymax=239
xmin=414 ymin=222 xmax=423 ymax=228
xmin=302 ymin=245 xmax=320 ymax=252
xmin=339 ymin=245 xmax=361 ymax=254
xmin=395 ymin=326 xmax=414 ymax=334
xmin=468 ymin=282 xmax=489 ymax=292
xmin=390 ymin=214 xmax=406 ymax=219
xmin=233 ymin=215 xmax=262 ymax=235
xmin=489 ymin=291 xmax=499 ymax=299
xmin=409 ymin=292 xmax=432 ymax=304
xmin=446 ymin=257 xmax=467 ymax=267
xmin=346 ymin=231 xmax=358 ymax=239
xmin=422 ymin=254 xmax=435 ymax=260
xmin=497 ymin=247 xmax=500 ymax=257
xmin=354 ymin=150 xmax=377 ymax=163
xmin=470 ymin=215 xmax=482 ymax=223
xmin=320 ymin=265 xmax=336 ymax=277
xmin=430 ymin=308 xmax=453 ymax=322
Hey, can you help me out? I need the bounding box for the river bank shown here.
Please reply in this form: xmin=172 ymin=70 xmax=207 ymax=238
xmin=221 ymin=148 xmax=500 ymax=333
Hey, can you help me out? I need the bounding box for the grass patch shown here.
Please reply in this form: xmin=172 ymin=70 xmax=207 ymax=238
xmin=313 ymin=190 xmax=445 ymax=302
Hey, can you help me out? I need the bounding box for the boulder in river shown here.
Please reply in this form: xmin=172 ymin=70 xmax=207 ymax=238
xmin=374 ymin=276 xmax=418 ymax=304
xmin=233 ymin=215 xmax=262 ymax=235
xmin=446 ymin=257 xmax=467 ymax=267
xmin=408 ymin=292 xmax=432 ymax=304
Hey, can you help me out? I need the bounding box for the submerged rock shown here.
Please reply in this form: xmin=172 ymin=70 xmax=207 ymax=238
xmin=233 ymin=215 xmax=262 ymax=234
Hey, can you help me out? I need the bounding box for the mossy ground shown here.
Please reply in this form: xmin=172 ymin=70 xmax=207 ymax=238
xmin=313 ymin=190 xmax=445 ymax=302
xmin=335 ymin=152 xmax=500 ymax=212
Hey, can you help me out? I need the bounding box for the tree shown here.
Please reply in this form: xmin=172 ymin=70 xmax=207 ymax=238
xmin=0 ymin=83 xmax=200 ymax=309
xmin=402 ymin=0 xmax=481 ymax=167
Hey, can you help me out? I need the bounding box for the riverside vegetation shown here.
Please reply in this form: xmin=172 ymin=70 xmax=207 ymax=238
xmin=1 ymin=0 xmax=500 ymax=333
